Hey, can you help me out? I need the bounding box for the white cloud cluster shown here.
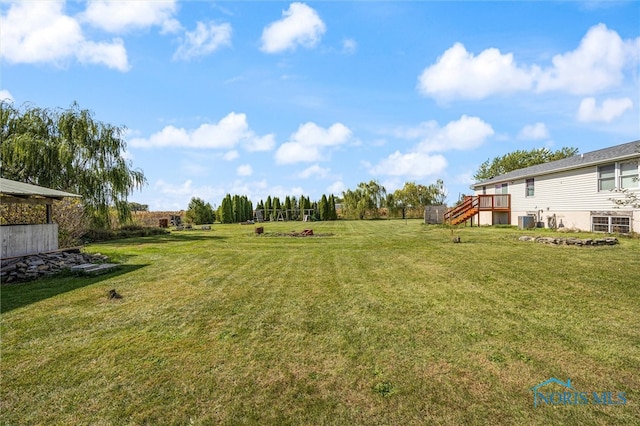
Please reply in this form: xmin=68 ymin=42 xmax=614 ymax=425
xmin=0 ymin=1 xmax=129 ymax=71
xmin=342 ymin=38 xmax=357 ymax=54
xmin=0 ymin=90 xmax=14 ymax=102
xmin=370 ymin=152 xmax=448 ymax=178
xmin=261 ymin=3 xmax=326 ymax=53
xmin=275 ymin=122 xmax=352 ymax=164
xmin=578 ymin=97 xmax=633 ymax=122
xmin=173 ymin=22 xmax=232 ymax=61
xmin=130 ymin=112 xmax=275 ymax=151
xmin=518 ymin=122 xmax=550 ymax=140
xmin=326 ymin=181 xmax=346 ymax=195
xmin=81 ymin=0 xmax=181 ymax=34
xmin=536 ymin=24 xmax=637 ymax=94
xmin=0 ymin=0 xmax=233 ymax=70
xmin=418 ymin=24 xmax=639 ymax=100
xmin=371 ymin=115 xmax=494 ymax=178
xmin=418 ymin=43 xmax=534 ymax=100
xmin=298 ymin=164 xmax=330 ymax=179
xmin=237 ymin=164 xmax=253 ymax=177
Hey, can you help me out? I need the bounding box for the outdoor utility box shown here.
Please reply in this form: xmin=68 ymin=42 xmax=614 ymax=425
xmin=518 ymin=215 xmax=535 ymax=229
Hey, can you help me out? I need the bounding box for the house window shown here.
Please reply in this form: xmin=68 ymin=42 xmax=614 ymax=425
xmin=495 ymin=183 xmax=508 ymax=194
xmin=620 ymin=161 xmax=639 ymax=189
xmin=482 ymin=186 xmax=487 ymax=195
xmin=525 ymin=178 xmax=534 ymax=197
xmin=598 ymin=164 xmax=615 ymax=191
xmin=591 ymin=216 xmax=631 ymax=233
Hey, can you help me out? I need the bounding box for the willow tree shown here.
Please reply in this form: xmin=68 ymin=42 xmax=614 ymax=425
xmin=0 ymin=101 xmax=146 ymax=228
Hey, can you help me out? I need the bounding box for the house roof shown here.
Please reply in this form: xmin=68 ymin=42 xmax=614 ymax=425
xmin=472 ymin=140 xmax=640 ymax=189
xmin=0 ymin=178 xmax=81 ymax=204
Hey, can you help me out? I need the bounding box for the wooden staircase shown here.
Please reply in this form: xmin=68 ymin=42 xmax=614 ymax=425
xmin=444 ymin=196 xmax=479 ymax=225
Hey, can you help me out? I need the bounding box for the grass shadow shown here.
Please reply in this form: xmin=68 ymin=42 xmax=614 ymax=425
xmin=90 ymin=232 xmax=228 ymax=246
xmin=1 ymin=264 xmax=148 ymax=313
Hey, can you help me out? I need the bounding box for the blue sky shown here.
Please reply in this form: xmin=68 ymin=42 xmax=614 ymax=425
xmin=1 ymin=1 xmax=638 ymax=211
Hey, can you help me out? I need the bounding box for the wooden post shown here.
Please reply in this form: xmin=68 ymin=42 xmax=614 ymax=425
xmin=46 ymin=204 xmax=53 ymax=224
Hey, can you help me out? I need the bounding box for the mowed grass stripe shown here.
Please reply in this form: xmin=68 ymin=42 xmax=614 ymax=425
xmin=1 ymin=221 xmax=639 ymax=425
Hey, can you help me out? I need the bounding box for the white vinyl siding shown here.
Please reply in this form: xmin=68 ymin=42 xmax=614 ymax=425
xmin=477 ymin=164 xmax=638 ymax=212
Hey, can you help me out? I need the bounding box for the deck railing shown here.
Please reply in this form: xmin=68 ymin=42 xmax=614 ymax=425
xmin=478 ymin=194 xmax=510 ymax=210
xmin=444 ymin=194 xmax=511 ymax=225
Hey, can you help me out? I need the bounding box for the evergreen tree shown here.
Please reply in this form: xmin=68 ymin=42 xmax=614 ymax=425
xmin=244 ymin=196 xmax=254 ymax=222
xmin=329 ymin=195 xmax=337 ymax=220
xmin=185 ymin=197 xmax=215 ymax=225
xmin=319 ymin=194 xmax=329 ymax=221
xmin=220 ymin=194 xmax=233 ymax=224
xmin=265 ymin=196 xmax=272 ymax=221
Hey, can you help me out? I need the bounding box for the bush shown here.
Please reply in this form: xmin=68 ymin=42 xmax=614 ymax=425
xmin=185 ymin=197 xmax=215 ymax=225
xmin=82 ymin=225 xmax=169 ymax=242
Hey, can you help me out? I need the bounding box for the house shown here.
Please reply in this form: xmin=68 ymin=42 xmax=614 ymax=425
xmin=445 ymin=141 xmax=640 ymax=233
xmin=0 ymin=178 xmax=81 ymax=258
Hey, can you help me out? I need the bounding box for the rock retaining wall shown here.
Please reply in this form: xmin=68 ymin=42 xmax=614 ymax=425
xmin=518 ymin=236 xmax=618 ymax=246
xmin=1 ymin=251 xmax=109 ymax=284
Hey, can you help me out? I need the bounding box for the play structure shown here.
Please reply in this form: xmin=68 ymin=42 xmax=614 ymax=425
xmin=253 ymin=208 xmax=317 ymax=222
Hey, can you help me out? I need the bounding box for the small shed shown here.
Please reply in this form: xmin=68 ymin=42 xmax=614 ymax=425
xmin=1 ymin=178 xmax=81 ymax=258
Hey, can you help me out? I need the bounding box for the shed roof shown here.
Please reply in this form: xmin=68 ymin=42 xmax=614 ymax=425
xmin=0 ymin=178 xmax=81 ymax=204
xmin=472 ymin=140 xmax=640 ymax=189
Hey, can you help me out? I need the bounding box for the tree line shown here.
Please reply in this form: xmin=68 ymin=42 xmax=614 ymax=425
xmin=341 ymin=179 xmax=447 ymax=220
xmin=184 ymin=180 xmax=447 ymax=224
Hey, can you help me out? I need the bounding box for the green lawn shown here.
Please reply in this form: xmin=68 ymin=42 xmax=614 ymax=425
xmin=2 ymin=221 xmax=639 ymax=425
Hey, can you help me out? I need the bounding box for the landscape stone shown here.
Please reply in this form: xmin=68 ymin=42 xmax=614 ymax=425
xmin=520 ymin=236 xmax=619 ymax=247
xmin=1 ymin=251 xmax=113 ymax=284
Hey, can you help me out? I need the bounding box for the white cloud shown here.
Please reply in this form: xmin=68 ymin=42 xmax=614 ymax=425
xmin=392 ymin=116 xmax=493 ymax=152
xmin=417 ymin=42 xmax=535 ymax=100
xmin=536 ymin=24 xmax=637 ymax=94
xmin=417 ymin=115 xmax=495 ymax=152
xmin=0 ymin=1 xmax=129 ymax=71
xmin=223 ymin=150 xmax=240 ymax=161
xmin=418 ymin=24 xmax=639 ymax=100
xmin=244 ymin=134 xmax=276 ymax=152
xmin=275 ymin=122 xmax=352 ymax=164
xmin=370 ymin=152 xmax=448 ymax=178
xmin=181 ymin=161 xmax=210 ymax=176
xmin=82 ymin=0 xmax=180 ymax=34
xmin=0 ymin=90 xmax=14 ymax=102
xmin=577 ymin=97 xmax=633 ymax=122
xmin=275 ymin=142 xmax=322 ymax=164
xmin=342 ymin=38 xmax=357 ymax=54
xmin=173 ymin=22 xmax=232 ymax=61
xmin=130 ymin=112 xmax=271 ymax=150
xmin=454 ymin=171 xmax=475 ymax=185
xmin=152 ymin=179 xmax=224 ymax=210
xmin=77 ymin=38 xmax=129 ymax=71
xmin=298 ymin=164 xmax=330 ymax=179
xmin=260 ymin=3 xmax=326 ymax=53
xmin=327 ymin=181 xmax=346 ymax=195
xmin=370 ymin=115 xmax=493 ymax=180
xmin=237 ymin=164 xmax=253 ymax=176
xmin=518 ymin=122 xmax=549 ymax=140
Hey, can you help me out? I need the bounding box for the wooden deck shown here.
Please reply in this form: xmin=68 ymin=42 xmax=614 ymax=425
xmin=444 ymin=195 xmax=511 ymax=226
